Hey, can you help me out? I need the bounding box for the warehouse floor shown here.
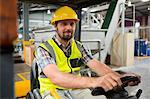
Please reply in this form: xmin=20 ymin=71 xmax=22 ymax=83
xmin=14 ymin=63 xmax=30 ymax=81
xmin=13 ymin=53 xmax=30 ymax=82
xmin=14 ymin=56 xmax=150 ymax=99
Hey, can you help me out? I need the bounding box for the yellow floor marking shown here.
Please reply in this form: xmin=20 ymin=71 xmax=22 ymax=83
xmin=17 ymin=73 xmax=27 ymax=81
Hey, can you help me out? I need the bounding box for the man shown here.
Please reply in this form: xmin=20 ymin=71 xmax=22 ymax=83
xmin=35 ymin=6 xmax=138 ymax=99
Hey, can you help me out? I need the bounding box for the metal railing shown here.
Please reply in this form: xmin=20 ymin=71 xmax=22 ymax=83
xmin=81 ymin=39 xmax=101 ymax=60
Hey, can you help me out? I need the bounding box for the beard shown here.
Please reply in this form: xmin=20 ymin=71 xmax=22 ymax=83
xmin=58 ymin=30 xmax=74 ymax=41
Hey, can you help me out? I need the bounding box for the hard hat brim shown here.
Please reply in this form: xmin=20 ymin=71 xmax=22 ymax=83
xmin=51 ymin=19 xmax=80 ymax=25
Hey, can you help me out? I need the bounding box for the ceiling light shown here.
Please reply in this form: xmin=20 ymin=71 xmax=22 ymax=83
xmin=148 ymin=7 xmax=150 ymax=10
xmin=141 ymin=0 xmax=150 ymax=2
xmin=47 ymin=9 xmax=51 ymax=14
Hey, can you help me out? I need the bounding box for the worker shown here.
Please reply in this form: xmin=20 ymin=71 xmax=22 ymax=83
xmin=35 ymin=6 xmax=140 ymax=99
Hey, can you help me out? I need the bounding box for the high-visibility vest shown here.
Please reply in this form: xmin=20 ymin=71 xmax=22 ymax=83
xmin=38 ymin=39 xmax=83 ymax=94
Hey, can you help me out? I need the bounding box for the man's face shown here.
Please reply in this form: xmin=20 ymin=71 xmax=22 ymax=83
xmin=55 ymin=20 xmax=76 ymax=41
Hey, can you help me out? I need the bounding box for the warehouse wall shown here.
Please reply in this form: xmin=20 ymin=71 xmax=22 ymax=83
xmin=19 ymin=11 xmax=52 ymax=29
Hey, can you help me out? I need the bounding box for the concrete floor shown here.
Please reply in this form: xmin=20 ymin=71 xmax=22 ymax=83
xmin=14 ymin=52 xmax=31 ymax=82
xmin=14 ymin=63 xmax=30 ymax=81
xmin=14 ymin=57 xmax=150 ymax=99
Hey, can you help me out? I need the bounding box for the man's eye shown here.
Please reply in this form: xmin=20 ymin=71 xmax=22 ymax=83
xmin=70 ymin=22 xmax=75 ymax=26
xmin=62 ymin=22 xmax=67 ymax=26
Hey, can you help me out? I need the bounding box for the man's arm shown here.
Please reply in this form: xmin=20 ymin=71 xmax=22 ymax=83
xmin=87 ymin=58 xmax=116 ymax=76
xmin=43 ymin=64 xmax=96 ymax=89
xmin=43 ymin=63 xmax=121 ymax=91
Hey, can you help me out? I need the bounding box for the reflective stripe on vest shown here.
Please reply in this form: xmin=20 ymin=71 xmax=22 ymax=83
xmin=38 ymin=39 xmax=82 ymax=94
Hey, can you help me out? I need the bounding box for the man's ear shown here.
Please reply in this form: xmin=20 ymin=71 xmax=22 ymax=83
xmin=54 ymin=21 xmax=58 ymax=27
xmin=54 ymin=25 xmax=58 ymax=31
xmin=54 ymin=24 xmax=57 ymax=27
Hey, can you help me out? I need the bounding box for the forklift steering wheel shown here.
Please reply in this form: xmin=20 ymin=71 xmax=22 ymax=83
xmin=91 ymin=76 xmax=142 ymax=99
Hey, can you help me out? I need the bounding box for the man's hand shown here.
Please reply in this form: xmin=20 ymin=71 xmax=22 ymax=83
xmin=94 ymin=72 xmax=122 ymax=91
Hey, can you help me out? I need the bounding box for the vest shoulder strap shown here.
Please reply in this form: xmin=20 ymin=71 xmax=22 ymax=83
xmin=43 ymin=41 xmax=56 ymax=61
xmin=75 ymin=40 xmax=83 ymax=53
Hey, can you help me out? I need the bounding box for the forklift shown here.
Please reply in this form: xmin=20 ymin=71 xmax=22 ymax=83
xmin=1 ymin=0 xmax=143 ymax=99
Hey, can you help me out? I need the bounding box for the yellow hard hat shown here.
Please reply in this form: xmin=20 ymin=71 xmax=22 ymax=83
xmin=51 ymin=6 xmax=79 ymax=25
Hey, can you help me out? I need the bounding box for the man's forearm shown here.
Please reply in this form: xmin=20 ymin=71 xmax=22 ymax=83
xmin=52 ymin=72 xmax=97 ymax=89
xmin=43 ymin=64 xmax=122 ymax=91
xmin=43 ymin=64 xmax=97 ymax=89
xmin=87 ymin=59 xmax=114 ymax=76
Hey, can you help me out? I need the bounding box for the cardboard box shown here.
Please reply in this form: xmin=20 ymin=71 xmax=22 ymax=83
xmin=25 ymin=45 xmax=35 ymax=66
xmin=111 ymin=33 xmax=134 ymax=66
